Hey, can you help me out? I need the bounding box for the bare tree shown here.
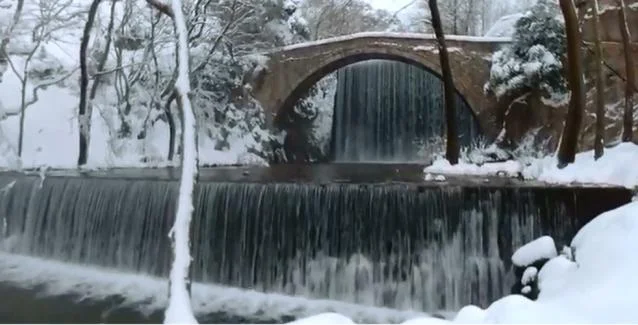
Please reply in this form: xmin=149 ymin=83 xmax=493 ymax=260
xmin=428 ymin=0 xmax=459 ymax=164
xmin=78 ymin=0 xmax=101 ymax=166
xmin=0 ymin=0 xmax=25 ymax=81
xmin=557 ymin=0 xmax=585 ymax=167
xmin=591 ymin=0 xmax=605 ymax=159
xmin=301 ymin=0 xmax=401 ymax=39
xmin=617 ymin=0 xmax=635 ymax=142
xmin=1 ymin=0 xmax=81 ymax=158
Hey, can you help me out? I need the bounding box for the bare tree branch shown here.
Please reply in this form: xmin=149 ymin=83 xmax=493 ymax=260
xmin=146 ymin=0 xmax=174 ymax=18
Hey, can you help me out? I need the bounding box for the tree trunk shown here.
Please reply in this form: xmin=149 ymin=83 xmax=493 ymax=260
xmin=18 ymin=74 xmax=27 ymax=157
xmin=164 ymin=0 xmax=198 ymax=321
xmin=165 ymin=92 xmax=177 ymax=162
xmin=428 ymin=0 xmax=459 ymax=164
xmin=78 ymin=0 xmax=101 ymax=167
xmin=618 ymin=0 xmax=635 ymax=142
xmin=87 ymin=0 xmax=117 ymax=121
xmin=557 ymin=0 xmax=585 ymax=168
xmin=592 ymin=0 xmax=605 ymax=159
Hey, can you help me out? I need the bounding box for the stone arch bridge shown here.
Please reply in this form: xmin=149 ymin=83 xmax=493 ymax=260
xmin=246 ymin=32 xmax=511 ymax=138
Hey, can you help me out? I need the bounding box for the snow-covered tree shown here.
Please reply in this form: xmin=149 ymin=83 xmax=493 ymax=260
xmin=485 ymin=0 xmax=568 ymax=105
xmin=147 ymin=0 xmax=199 ymax=322
xmin=299 ymin=0 xmax=401 ymax=40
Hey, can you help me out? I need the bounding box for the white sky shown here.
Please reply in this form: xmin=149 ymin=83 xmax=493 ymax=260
xmin=366 ymin=0 xmax=416 ymax=11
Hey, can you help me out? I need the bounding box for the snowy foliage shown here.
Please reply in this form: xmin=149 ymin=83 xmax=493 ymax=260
xmin=485 ymin=0 xmax=567 ymax=105
xmin=0 ymin=0 xmax=311 ymax=168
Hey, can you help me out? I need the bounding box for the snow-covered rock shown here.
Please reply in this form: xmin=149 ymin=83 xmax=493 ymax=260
xmin=294 ymin=199 xmax=638 ymax=323
xmin=511 ymin=236 xmax=557 ymax=267
xmin=521 ymin=266 xmax=538 ymax=285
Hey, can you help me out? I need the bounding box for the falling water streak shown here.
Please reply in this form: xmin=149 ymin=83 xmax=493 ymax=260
xmin=332 ymin=60 xmax=480 ymax=163
xmin=0 ymin=175 xmax=590 ymax=312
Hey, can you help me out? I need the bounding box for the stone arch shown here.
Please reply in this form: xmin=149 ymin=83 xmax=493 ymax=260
xmin=249 ymin=35 xmax=506 ymax=139
xmin=274 ymin=52 xmax=482 ymax=131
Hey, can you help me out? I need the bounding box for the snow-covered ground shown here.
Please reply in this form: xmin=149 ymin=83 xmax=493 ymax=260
xmin=424 ymin=142 xmax=638 ymax=189
xmin=0 ymin=58 xmax=266 ymax=170
xmin=292 ymin=197 xmax=638 ymax=324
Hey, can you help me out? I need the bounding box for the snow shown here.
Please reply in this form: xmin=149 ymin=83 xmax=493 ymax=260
xmin=286 ymin=312 xmax=355 ymax=324
xmin=424 ymin=159 xmax=521 ymax=178
xmin=424 ymin=173 xmax=447 ymax=182
xmin=276 ymin=32 xmax=511 ymax=52
xmin=400 ymin=317 xmax=450 ymax=324
xmin=484 ymin=13 xmax=524 ymax=38
xmin=521 ymin=267 xmax=538 ymax=285
xmin=163 ymin=0 xmax=197 ymax=323
xmin=452 ymin=305 xmax=486 ymax=323
xmin=424 ymin=142 xmax=638 ymax=189
xmin=293 ymin=199 xmax=638 ymax=323
xmin=511 ymin=236 xmax=557 ymax=267
xmin=524 ymin=142 xmax=638 ymax=188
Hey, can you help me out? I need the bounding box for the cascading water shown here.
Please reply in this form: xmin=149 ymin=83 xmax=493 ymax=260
xmin=0 ymin=173 xmax=626 ymax=313
xmin=331 ymin=60 xmax=480 ymax=163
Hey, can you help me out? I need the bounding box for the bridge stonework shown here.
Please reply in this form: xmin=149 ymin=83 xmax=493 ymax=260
xmin=248 ymin=33 xmax=511 ymax=139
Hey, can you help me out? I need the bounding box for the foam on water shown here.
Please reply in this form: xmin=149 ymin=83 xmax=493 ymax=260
xmin=0 ymin=252 xmax=426 ymax=323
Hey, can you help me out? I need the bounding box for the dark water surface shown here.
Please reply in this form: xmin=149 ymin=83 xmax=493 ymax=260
xmin=8 ymin=163 xmax=627 ymax=187
xmin=0 ymin=282 xmax=285 ymax=324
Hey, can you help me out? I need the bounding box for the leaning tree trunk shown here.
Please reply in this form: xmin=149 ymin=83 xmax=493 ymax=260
xmin=428 ymin=0 xmax=459 ymax=165
xmin=78 ymin=0 xmax=101 ymax=167
xmin=557 ymin=0 xmax=585 ymax=168
xmin=618 ymin=0 xmax=635 ymax=142
xmin=592 ymin=0 xmax=605 ymax=159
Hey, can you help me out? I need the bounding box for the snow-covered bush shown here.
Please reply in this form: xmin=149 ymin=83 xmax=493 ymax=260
xmin=273 ymin=74 xmax=337 ymax=162
xmin=485 ymin=0 xmax=567 ymax=105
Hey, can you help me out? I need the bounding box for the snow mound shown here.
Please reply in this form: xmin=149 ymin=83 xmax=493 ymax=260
xmin=523 ymin=142 xmax=638 ymax=188
xmin=400 ymin=316 xmax=450 ymax=324
xmin=511 ymin=236 xmax=557 ymax=267
xmin=467 ymin=201 xmax=638 ymax=323
xmin=287 ymin=312 xmax=355 ymax=324
xmin=424 ymin=159 xmax=522 ymax=177
xmin=294 ymin=200 xmax=638 ymax=323
xmin=452 ymin=305 xmax=485 ymax=323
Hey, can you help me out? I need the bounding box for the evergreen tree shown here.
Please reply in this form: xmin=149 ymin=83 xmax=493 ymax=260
xmin=485 ymin=0 xmax=567 ymax=104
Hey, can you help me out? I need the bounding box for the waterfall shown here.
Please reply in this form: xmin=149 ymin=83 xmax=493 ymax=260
xmin=1 ymin=173 xmax=626 ymax=313
xmin=332 ymin=60 xmax=480 ymax=163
